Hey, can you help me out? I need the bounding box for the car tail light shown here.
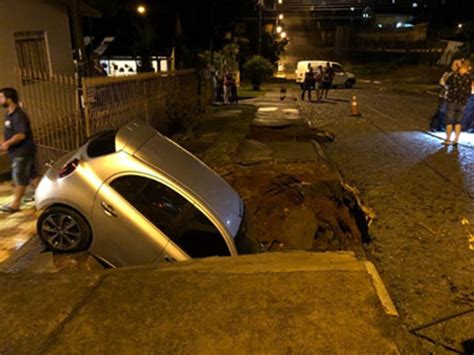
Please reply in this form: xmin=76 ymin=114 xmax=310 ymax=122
xmin=58 ymin=159 xmax=80 ymax=178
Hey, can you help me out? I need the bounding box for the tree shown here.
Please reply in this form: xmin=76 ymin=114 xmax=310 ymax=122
xmin=243 ymin=55 xmax=275 ymax=90
xmin=198 ymin=43 xmax=239 ymax=74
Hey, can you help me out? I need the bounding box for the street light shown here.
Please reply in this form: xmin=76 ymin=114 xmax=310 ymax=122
xmin=280 ymin=31 xmax=287 ymax=39
xmin=458 ymin=23 xmax=463 ymax=29
xmin=278 ymin=14 xmax=284 ymax=20
xmin=278 ymin=0 xmax=283 ymax=4
xmin=276 ymin=26 xmax=283 ymax=33
xmin=137 ymin=5 xmax=146 ymax=15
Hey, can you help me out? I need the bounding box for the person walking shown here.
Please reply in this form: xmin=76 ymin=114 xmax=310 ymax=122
xmin=444 ymin=60 xmax=472 ymax=146
xmin=301 ymin=65 xmax=315 ymax=102
xmin=321 ymin=62 xmax=335 ymax=100
xmin=0 ymin=88 xmax=39 ymax=213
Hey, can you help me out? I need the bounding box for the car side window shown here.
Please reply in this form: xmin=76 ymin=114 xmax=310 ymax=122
xmin=333 ymin=65 xmax=344 ymax=73
xmin=110 ymin=175 xmax=231 ymax=258
xmin=110 ymin=176 xmax=186 ymax=238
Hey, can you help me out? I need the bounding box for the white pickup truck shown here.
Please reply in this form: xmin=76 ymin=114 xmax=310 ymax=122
xmin=296 ymin=60 xmax=356 ymax=88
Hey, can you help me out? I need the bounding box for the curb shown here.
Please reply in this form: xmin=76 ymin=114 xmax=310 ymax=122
xmin=364 ymin=261 xmax=399 ymax=317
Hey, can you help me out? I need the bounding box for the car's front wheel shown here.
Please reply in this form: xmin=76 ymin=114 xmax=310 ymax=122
xmin=38 ymin=206 xmax=92 ymax=253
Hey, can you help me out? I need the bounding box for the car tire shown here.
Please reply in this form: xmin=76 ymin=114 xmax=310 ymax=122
xmin=345 ymin=80 xmax=354 ymax=88
xmin=38 ymin=206 xmax=92 ymax=253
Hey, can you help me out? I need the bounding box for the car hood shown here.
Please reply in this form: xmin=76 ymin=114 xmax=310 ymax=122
xmin=126 ymin=126 xmax=243 ymax=234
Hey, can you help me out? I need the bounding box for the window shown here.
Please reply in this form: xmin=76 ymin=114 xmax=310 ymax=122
xmin=111 ymin=176 xmax=230 ymax=258
xmin=14 ymin=31 xmax=50 ymax=78
xmin=332 ymin=64 xmax=344 ymax=73
xmin=87 ymin=131 xmax=117 ymax=158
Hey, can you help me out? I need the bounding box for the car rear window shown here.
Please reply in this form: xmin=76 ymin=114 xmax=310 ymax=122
xmin=87 ymin=130 xmax=117 ymax=158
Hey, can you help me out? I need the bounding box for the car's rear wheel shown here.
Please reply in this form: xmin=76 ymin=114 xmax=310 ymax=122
xmin=345 ymin=80 xmax=355 ymax=88
xmin=38 ymin=206 xmax=92 ymax=253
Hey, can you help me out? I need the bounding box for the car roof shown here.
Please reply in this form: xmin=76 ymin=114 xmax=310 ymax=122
xmin=115 ymin=122 xmax=156 ymax=156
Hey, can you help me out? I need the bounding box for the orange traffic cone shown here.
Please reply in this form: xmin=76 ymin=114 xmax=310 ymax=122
xmin=350 ymin=95 xmax=361 ymax=117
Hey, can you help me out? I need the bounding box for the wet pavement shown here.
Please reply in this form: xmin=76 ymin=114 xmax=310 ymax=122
xmin=299 ymin=84 xmax=474 ymax=353
xmin=0 ymin=182 xmax=37 ymax=264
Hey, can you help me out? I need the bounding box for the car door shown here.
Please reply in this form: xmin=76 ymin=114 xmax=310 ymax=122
xmin=332 ymin=64 xmax=347 ymax=86
xmin=91 ymin=174 xmax=175 ymax=267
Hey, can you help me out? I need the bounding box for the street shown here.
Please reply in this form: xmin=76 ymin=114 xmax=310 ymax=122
xmin=300 ymin=83 xmax=474 ymax=352
xmin=1 ymin=0 xmax=473 ymax=352
xmin=1 ymin=82 xmax=473 ymax=353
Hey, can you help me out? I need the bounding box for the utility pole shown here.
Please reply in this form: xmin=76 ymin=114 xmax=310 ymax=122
xmin=258 ymin=0 xmax=263 ymax=54
xmin=70 ymin=0 xmax=88 ymax=78
xmin=210 ymin=0 xmax=216 ymax=65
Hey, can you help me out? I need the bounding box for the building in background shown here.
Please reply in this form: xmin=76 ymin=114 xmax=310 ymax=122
xmin=0 ymin=0 xmax=99 ymax=173
xmin=0 ymin=0 xmax=99 ymax=87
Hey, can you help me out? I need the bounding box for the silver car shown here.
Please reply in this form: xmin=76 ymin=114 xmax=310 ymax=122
xmin=35 ymin=122 xmax=246 ymax=267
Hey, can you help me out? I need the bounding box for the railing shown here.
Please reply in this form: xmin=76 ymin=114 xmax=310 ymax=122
xmin=15 ymin=68 xmax=85 ymax=171
xmin=82 ymin=69 xmax=202 ymax=136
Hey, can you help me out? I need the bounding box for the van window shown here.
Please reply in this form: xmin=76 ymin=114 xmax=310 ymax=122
xmin=332 ymin=64 xmax=344 ymax=73
xmin=110 ymin=175 xmax=231 ymax=257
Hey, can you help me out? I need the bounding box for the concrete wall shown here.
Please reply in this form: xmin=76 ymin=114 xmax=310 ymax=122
xmin=0 ymin=0 xmax=74 ymax=88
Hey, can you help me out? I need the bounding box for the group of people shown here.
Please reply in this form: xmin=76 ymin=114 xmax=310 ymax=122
xmin=212 ymin=70 xmax=238 ymax=104
xmin=430 ymin=57 xmax=473 ymax=145
xmin=301 ymin=62 xmax=335 ymax=102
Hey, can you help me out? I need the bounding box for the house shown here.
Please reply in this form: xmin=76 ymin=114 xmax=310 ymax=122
xmin=0 ymin=0 xmax=99 ymax=86
xmin=0 ymin=0 xmax=99 ymax=173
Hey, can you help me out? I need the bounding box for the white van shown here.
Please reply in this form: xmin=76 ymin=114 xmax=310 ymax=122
xmin=296 ymin=60 xmax=356 ymax=88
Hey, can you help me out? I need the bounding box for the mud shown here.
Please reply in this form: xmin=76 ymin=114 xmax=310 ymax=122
xmin=221 ymin=162 xmax=369 ymax=254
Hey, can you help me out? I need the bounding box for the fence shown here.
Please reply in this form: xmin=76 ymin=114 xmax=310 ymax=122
xmin=83 ymin=69 xmax=206 ymax=136
xmin=15 ymin=68 xmax=85 ymax=170
xmin=15 ymin=68 xmax=212 ymax=173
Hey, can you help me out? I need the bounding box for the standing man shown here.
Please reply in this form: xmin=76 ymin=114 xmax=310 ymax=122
xmin=301 ymin=65 xmax=315 ymax=102
xmin=444 ymin=60 xmax=472 ymax=146
xmin=0 ymin=88 xmax=39 ymax=213
xmin=322 ymin=62 xmax=335 ymax=100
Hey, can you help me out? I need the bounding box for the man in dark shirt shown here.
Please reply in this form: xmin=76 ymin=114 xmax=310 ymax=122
xmin=0 ymin=88 xmax=39 ymax=213
xmin=444 ymin=60 xmax=472 ymax=146
xmin=301 ymin=65 xmax=315 ymax=101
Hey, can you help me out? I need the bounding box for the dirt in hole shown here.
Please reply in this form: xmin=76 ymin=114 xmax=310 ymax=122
xmin=221 ymin=163 xmax=370 ymax=253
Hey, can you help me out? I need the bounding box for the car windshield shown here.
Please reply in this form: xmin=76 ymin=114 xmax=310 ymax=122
xmin=87 ymin=130 xmax=117 ymax=158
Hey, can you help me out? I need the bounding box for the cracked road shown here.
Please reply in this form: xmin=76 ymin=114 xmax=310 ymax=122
xmin=300 ymin=84 xmax=474 ymax=353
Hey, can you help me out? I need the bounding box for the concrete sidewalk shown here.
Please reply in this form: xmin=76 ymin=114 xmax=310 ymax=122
xmin=0 ymin=252 xmax=401 ymax=354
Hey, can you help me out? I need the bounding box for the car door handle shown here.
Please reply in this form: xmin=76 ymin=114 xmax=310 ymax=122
xmin=101 ymin=202 xmax=117 ymax=217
